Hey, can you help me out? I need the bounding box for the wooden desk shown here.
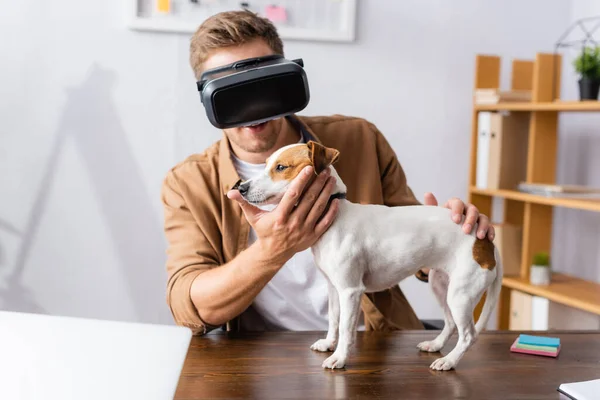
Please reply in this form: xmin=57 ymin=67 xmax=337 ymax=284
xmin=174 ymin=331 xmax=600 ymax=399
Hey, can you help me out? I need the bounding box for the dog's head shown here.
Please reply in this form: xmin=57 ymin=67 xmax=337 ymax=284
xmin=235 ymin=141 xmax=341 ymax=205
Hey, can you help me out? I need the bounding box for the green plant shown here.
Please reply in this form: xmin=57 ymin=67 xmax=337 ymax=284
xmin=573 ymin=46 xmax=600 ymax=80
xmin=532 ymin=251 xmax=551 ymax=267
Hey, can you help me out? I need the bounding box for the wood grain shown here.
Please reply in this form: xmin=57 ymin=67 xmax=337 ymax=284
xmin=532 ymin=53 xmax=561 ymax=102
xmin=511 ymin=59 xmax=534 ymax=91
xmin=469 ymin=187 xmax=600 ymax=213
xmin=174 ymin=331 xmax=600 ymax=399
xmin=474 ymin=55 xmax=501 ymax=90
xmin=497 ymin=286 xmax=512 ymax=330
xmin=526 ymin=112 xmax=558 ymax=185
xmin=503 ymin=199 xmax=525 ymax=226
xmin=521 ymin=203 xmax=553 ymax=279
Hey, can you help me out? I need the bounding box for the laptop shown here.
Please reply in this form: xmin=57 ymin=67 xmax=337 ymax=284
xmin=0 ymin=311 xmax=192 ymax=400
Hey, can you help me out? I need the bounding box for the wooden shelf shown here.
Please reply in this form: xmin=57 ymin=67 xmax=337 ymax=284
xmin=503 ymin=273 xmax=600 ymax=316
xmin=470 ymin=187 xmax=600 ymax=212
xmin=469 ymin=53 xmax=600 ymax=329
xmin=475 ymin=101 xmax=600 ymax=112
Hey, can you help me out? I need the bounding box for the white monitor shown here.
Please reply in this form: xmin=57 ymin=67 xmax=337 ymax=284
xmin=0 ymin=311 xmax=192 ymax=400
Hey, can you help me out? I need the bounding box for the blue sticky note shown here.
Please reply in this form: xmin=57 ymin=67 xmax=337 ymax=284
xmin=518 ymin=334 xmax=560 ymax=348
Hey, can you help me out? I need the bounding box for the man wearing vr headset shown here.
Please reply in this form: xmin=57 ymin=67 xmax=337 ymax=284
xmin=161 ymin=10 xmax=495 ymax=335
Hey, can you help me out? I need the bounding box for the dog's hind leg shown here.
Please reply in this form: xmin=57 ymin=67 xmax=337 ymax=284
xmin=311 ymin=281 xmax=339 ymax=352
xmin=321 ymin=284 xmax=364 ymax=369
xmin=417 ymin=269 xmax=456 ymax=352
xmin=430 ymin=268 xmax=489 ymax=371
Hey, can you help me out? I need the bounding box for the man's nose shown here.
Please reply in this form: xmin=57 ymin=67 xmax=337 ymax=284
xmin=238 ymin=182 xmax=250 ymax=196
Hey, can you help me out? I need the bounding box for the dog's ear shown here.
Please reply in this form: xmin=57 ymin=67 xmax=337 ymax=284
xmin=307 ymin=141 xmax=340 ymax=174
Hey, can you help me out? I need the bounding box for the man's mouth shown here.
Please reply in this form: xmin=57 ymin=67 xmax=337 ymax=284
xmin=242 ymin=120 xmax=269 ymax=133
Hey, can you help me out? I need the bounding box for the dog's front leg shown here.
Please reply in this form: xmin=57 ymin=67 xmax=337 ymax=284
xmin=311 ymin=281 xmax=339 ymax=352
xmin=322 ymin=287 xmax=363 ymax=369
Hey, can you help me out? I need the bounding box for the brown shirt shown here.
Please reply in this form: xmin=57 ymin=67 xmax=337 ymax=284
xmin=161 ymin=114 xmax=425 ymax=335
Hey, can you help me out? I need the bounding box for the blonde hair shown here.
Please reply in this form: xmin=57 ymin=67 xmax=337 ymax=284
xmin=189 ymin=10 xmax=284 ymax=80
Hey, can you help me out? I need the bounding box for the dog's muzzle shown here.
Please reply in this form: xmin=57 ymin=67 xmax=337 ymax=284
xmin=232 ymin=179 xmax=250 ymax=197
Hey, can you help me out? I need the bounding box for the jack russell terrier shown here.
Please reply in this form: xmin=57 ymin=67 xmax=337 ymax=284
xmin=234 ymin=140 xmax=502 ymax=371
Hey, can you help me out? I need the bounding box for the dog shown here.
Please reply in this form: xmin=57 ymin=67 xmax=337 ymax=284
xmin=234 ymin=140 xmax=502 ymax=371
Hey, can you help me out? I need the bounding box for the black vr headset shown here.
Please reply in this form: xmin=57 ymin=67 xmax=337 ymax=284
xmin=196 ymin=54 xmax=310 ymax=129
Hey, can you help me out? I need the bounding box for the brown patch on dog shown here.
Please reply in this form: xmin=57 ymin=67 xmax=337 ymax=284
xmin=308 ymin=141 xmax=340 ymax=174
xmin=267 ymin=142 xmax=341 ymax=182
xmin=268 ymin=146 xmax=312 ymax=182
xmin=472 ymin=238 xmax=496 ymax=270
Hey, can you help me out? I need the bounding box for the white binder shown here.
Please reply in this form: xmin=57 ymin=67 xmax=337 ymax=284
xmin=476 ymin=112 xmax=491 ymax=189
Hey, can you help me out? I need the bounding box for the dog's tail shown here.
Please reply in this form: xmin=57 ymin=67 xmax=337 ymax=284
xmin=475 ymin=246 xmax=503 ymax=334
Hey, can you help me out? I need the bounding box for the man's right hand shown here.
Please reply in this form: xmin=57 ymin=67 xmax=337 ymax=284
xmin=227 ymin=165 xmax=339 ymax=266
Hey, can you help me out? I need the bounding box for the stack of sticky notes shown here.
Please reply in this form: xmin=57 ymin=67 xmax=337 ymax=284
xmin=510 ymin=334 xmax=561 ymax=357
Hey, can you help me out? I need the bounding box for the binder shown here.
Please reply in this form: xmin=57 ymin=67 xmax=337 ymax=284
xmin=509 ymin=292 xmax=550 ymax=331
xmin=509 ymin=290 xmax=532 ymax=330
xmin=475 ymin=112 xmax=491 ymax=189
xmin=487 ymin=112 xmax=529 ymax=190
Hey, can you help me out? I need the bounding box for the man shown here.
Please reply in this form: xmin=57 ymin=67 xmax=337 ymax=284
xmin=161 ymin=10 xmax=494 ymax=335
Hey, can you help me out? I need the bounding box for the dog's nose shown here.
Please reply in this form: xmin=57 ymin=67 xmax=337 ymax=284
xmin=238 ymin=182 xmax=250 ymax=196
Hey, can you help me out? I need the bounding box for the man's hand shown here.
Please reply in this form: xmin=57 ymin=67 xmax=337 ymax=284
xmin=423 ymin=192 xmax=495 ymax=240
xmin=227 ymin=166 xmax=339 ymax=266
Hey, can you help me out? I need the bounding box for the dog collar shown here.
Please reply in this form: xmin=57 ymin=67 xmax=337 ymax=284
xmin=322 ymin=192 xmax=346 ymax=216
xmin=330 ymin=192 xmax=347 ymax=201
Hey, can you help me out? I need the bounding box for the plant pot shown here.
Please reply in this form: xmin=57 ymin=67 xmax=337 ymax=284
xmin=530 ymin=265 xmax=551 ymax=285
xmin=578 ymin=77 xmax=600 ymax=100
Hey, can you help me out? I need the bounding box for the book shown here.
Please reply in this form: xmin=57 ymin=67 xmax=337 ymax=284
xmin=474 ymin=89 xmax=532 ymax=104
xmin=510 ymin=338 xmax=560 ymax=357
xmin=518 ymin=183 xmax=600 ymax=198
xmin=519 ymin=334 xmax=560 ymax=347
xmin=515 ymin=342 xmax=557 ymax=352
xmin=509 ymin=290 xmax=532 ymax=330
xmin=558 ymin=378 xmax=600 ymax=400
xmin=486 ymin=113 xmax=529 ymax=190
xmin=475 ymin=112 xmax=491 ymax=189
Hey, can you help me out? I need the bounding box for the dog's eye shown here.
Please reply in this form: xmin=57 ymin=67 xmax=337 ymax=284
xmin=276 ymin=164 xmax=287 ymax=172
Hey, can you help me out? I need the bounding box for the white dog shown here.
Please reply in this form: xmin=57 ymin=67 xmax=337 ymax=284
xmin=235 ymin=141 xmax=502 ymax=371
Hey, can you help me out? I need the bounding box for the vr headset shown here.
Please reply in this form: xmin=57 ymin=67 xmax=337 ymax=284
xmin=196 ymin=54 xmax=310 ymax=129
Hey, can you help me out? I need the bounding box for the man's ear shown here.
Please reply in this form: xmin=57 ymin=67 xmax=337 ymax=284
xmin=307 ymin=141 xmax=340 ymax=174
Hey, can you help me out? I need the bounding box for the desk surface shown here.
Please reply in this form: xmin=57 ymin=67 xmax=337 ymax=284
xmin=174 ymin=330 xmax=600 ymax=399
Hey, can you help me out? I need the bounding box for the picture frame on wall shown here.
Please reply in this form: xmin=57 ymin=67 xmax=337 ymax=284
xmin=127 ymin=0 xmax=358 ymax=42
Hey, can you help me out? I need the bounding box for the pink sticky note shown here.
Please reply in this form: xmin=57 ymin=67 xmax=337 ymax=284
xmin=265 ymin=5 xmax=287 ymax=23
xmin=510 ymin=338 xmax=561 ymax=358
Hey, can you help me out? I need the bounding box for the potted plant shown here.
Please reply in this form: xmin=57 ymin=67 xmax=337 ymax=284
xmin=573 ymin=46 xmax=600 ymax=100
xmin=530 ymin=252 xmax=551 ymax=285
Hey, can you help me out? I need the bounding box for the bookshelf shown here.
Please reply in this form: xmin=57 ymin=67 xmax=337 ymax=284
xmin=476 ymin=101 xmax=600 ymax=112
xmin=469 ymin=53 xmax=600 ymax=329
xmin=470 ymin=188 xmax=600 ymax=212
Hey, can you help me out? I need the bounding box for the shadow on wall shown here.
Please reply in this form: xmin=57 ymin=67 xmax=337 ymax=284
xmin=0 ymin=64 xmax=171 ymax=324
xmin=0 ymin=219 xmax=46 ymax=314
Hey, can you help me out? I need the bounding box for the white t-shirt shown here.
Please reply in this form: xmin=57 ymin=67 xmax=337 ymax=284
xmin=231 ymin=153 xmax=330 ymax=331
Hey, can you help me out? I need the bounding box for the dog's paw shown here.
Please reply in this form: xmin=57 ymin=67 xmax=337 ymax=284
xmin=417 ymin=340 xmax=443 ymax=353
xmin=322 ymin=352 xmax=347 ymax=369
xmin=430 ymin=356 xmax=456 ymax=371
xmin=310 ymin=339 xmax=336 ymax=352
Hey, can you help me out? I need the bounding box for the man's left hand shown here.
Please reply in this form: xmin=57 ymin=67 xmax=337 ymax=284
xmin=423 ymin=192 xmax=495 ymax=241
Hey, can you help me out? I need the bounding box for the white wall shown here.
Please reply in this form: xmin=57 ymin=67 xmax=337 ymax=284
xmin=553 ymin=0 xmax=600 ymax=284
xmin=0 ymin=0 xmax=586 ymax=326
